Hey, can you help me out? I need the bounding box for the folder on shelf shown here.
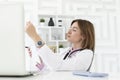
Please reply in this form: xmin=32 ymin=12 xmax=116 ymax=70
xmin=72 ymin=71 xmax=108 ymax=77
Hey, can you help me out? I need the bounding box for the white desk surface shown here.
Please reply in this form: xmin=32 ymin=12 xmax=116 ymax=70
xmin=0 ymin=71 xmax=120 ymax=80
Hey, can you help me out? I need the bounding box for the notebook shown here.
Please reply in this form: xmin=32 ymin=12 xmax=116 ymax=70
xmin=73 ymin=71 xmax=108 ymax=77
xmin=0 ymin=2 xmax=39 ymax=77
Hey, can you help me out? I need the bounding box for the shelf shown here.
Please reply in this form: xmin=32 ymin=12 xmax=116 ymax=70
xmin=37 ymin=14 xmax=75 ymax=53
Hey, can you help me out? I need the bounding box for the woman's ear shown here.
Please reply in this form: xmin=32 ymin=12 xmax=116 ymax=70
xmin=79 ymin=37 xmax=84 ymax=42
xmin=81 ymin=34 xmax=85 ymax=41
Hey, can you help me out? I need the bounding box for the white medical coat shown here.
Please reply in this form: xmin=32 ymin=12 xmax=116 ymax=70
xmin=35 ymin=44 xmax=93 ymax=71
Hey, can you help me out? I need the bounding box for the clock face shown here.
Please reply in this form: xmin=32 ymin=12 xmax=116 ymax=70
xmin=38 ymin=41 xmax=42 ymax=45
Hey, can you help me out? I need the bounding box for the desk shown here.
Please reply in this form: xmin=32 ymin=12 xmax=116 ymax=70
xmin=0 ymin=71 xmax=119 ymax=80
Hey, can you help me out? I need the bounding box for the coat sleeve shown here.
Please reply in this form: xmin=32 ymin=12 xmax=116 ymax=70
xmin=36 ymin=44 xmax=64 ymax=71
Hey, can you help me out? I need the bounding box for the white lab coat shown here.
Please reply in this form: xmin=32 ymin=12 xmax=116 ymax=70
xmin=35 ymin=44 xmax=93 ymax=71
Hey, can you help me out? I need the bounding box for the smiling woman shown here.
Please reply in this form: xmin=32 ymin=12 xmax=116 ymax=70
xmin=25 ymin=19 xmax=95 ymax=71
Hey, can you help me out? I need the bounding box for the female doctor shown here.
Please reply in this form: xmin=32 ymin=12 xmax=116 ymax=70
xmin=25 ymin=19 xmax=95 ymax=71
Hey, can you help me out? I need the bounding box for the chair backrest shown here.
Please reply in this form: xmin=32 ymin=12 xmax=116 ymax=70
xmin=87 ymin=53 xmax=94 ymax=71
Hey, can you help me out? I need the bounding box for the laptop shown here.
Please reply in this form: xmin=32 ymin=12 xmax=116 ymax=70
xmin=0 ymin=2 xmax=39 ymax=77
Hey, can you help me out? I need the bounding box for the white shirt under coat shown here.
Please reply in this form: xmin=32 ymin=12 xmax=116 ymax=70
xmin=36 ymin=44 xmax=93 ymax=71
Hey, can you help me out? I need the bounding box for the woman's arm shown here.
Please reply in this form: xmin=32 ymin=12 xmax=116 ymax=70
xmin=25 ymin=22 xmax=62 ymax=70
xmin=37 ymin=48 xmax=93 ymax=71
xmin=25 ymin=21 xmax=44 ymax=48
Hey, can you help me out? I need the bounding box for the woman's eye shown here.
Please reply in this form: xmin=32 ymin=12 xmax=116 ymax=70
xmin=73 ymin=29 xmax=77 ymax=31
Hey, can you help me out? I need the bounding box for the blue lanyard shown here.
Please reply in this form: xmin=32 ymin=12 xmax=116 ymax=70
xmin=63 ymin=48 xmax=83 ymax=60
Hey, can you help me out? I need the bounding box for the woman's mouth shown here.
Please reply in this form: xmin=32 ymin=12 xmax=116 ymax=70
xmin=67 ymin=35 xmax=70 ymax=38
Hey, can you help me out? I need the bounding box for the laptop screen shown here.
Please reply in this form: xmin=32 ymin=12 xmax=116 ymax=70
xmin=0 ymin=2 xmax=26 ymax=75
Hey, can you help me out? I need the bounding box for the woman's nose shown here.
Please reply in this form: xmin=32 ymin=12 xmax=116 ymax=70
xmin=67 ymin=28 xmax=72 ymax=34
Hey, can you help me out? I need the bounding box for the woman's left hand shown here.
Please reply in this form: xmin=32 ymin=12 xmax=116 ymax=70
xmin=25 ymin=21 xmax=41 ymax=43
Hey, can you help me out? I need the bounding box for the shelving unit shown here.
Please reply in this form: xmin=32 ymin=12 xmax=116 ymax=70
xmin=37 ymin=15 xmax=74 ymax=53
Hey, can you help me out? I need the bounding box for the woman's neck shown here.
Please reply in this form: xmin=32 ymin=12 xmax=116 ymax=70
xmin=72 ymin=42 xmax=82 ymax=50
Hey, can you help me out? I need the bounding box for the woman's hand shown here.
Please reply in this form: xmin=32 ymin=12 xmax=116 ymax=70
xmin=36 ymin=56 xmax=44 ymax=70
xmin=25 ymin=47 xmax=44 ymax=70
xmin=25 ymin=21 xmax=41 ymax=43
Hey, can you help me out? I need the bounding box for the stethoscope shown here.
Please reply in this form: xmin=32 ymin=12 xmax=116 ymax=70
xmin=63 ymin=48 xmax=83 ymax=60
xmin=63 ymin=48 xmax=94 ymax=71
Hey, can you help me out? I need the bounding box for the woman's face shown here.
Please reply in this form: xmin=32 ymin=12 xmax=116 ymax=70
xmin=67 ymin=22 xmax=83 ymax=43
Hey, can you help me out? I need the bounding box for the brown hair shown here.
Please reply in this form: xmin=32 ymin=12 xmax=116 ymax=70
xmin=71 ymin=19 xmax=95 ymax=52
